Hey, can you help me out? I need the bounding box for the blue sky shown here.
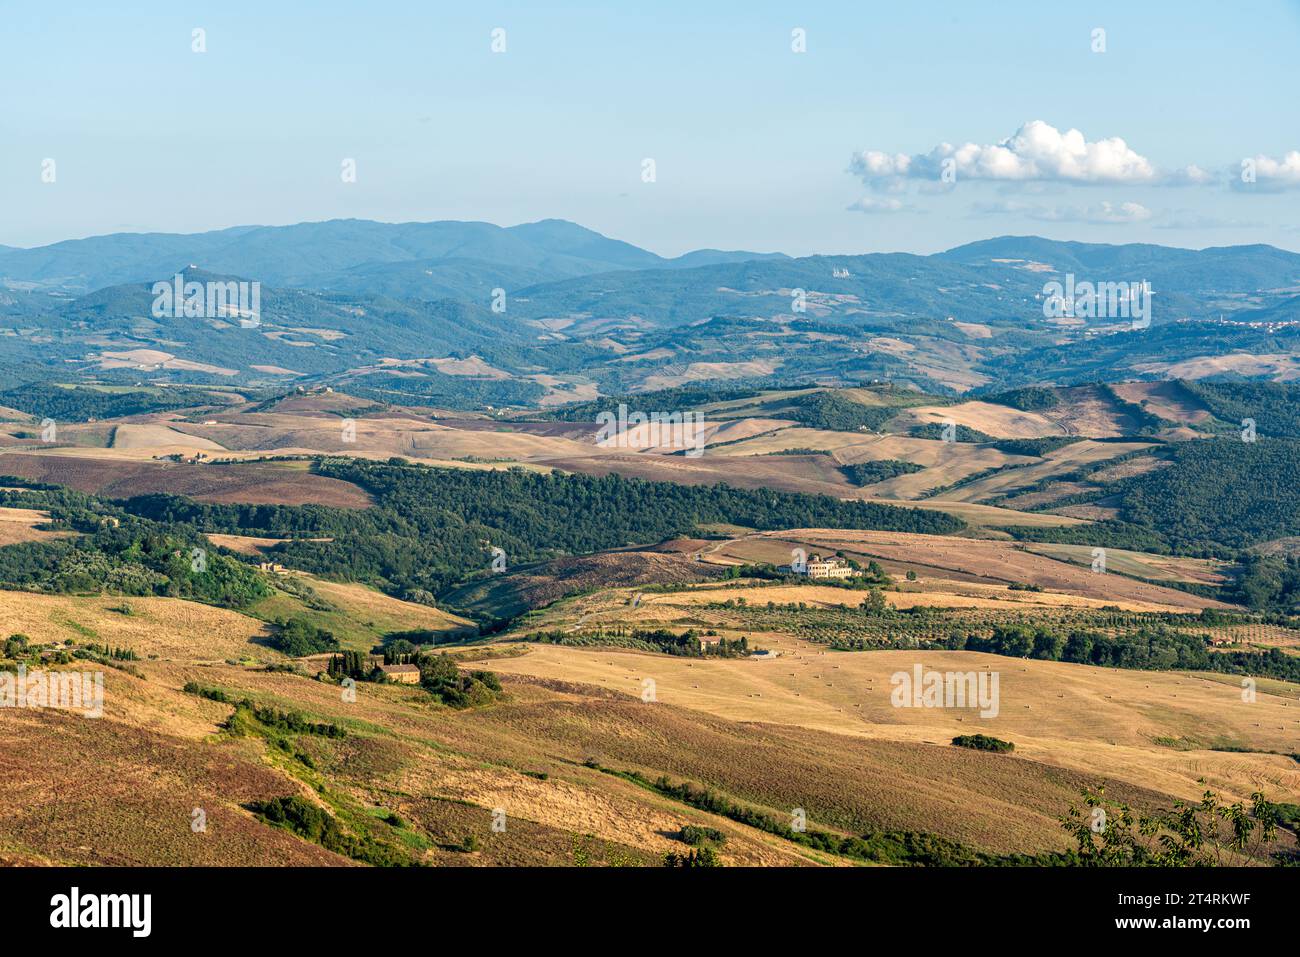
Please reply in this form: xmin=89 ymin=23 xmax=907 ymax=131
xmin=3 ymin=0 xmax=1300 ymax=255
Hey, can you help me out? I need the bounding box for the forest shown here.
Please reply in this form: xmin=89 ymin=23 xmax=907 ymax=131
xmin=117 ymin=458 xmax=965 ymax=600
xmin=0 ymin=484 xmax=271 ymax=608
xmin=1010 ymin=436 xmax=1300 ymax=562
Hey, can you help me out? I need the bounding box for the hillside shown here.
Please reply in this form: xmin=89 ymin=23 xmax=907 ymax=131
xmin=2 ymin=379 xmax=1299 ymax=870
xmin=6 ymin=229 xmax=1300 ymax=397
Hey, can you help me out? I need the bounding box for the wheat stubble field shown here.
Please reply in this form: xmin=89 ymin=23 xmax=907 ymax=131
xmin=487 ymin=640 xmax=1300 ymax=815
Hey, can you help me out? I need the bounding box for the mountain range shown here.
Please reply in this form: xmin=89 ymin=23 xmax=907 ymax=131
xmin=0 ymin=218 xmax=788 ymax=296
xmin=3 ymin=220 xmax=1300 ymax=401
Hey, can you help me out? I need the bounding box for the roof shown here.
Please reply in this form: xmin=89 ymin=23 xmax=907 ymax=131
xmin=380 ymin=663 xmax=420 ymax=673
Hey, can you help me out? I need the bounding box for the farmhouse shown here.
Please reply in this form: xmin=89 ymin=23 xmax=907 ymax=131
xmin=780 ymin=554 xmax=859 ymax=580
xmin=380 ymin=663 xmax=421 ymax=684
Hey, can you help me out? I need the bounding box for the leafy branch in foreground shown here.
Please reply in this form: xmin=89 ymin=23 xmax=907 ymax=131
xmin=1061 ymin=782 xmax=1290 ymax=866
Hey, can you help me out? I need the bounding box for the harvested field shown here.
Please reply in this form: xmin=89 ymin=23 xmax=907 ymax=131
xmin=95 ymin=348 xmax=237 ymax=377
xmin=1110 ymin=381 xmax=1213 ymax=425
xmin=706 ymin=530 xmax=1230 ymax=611
xmin=1132 ymin=353 xmax=1300 ymax=382
xmin=0 ymin=506 xmax=72 ymax=546
xmin=1050 ymin=503 xmax=1122 ymax=521
xmin=535 ymin=450 xmax=862 ymax=499
xmin=716 ymin=431 xmax=1036 ymax=499
xmin=895 ymin=402 xmax=1065 ymax=439
xmin=206 ymin=533 xmax=299 ymax=556
xmin=110 ymin=423 xmax=226 ymax=451
xmin=930 ymin=441 xmax=1153 ymax=503
xmin=175 ymin=414 xmax=596 ymax=461
xmin=0 ymin=452 xmax=373 ymax=507
xmin=864 ymin=498 xmax=1088 ymax=529
xmin=1086 ymin=455 xmax=1170 ymax=483
xmin=704 ymin=418 xmax=795 ymax=446
xmin=1037 ymin=385 xmax=1147 ymax=437
xmin=441 ymin=549 xmax=729 ymax=620
xmin=0 ymin=591 xmax=276 ymax=661
xmin=641 ymin=360 xmax=781 ymax=391
xmin=642 ymin=580 xmax=1195 ymax=615
xmin=489 ymin=643 xmax=1300 ymax=815
xmin=1021 ymin=543 xmax=1230 ymax=586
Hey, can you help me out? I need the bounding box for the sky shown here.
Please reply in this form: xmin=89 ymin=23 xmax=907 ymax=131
xmin=3 ymin=0 xmax=1300 ymax=256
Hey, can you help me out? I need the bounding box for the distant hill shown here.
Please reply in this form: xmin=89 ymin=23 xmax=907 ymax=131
xmin=5 ymin=226 xmax=1300 ymax=397
xmin=0 ymin=218 xmax=786 ymax=295
xmin=937 ymin=235 xmax=1300 ymax=294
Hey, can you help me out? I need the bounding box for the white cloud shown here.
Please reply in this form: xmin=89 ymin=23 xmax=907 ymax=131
xmin=851 ymin=121 xmax=1204 ymax=188
xmin=970 ymin=199 xmax=1153 ymax=225
xmin=1232 ymin=151 xmax=1300 ymax=192
xmin=1167 ymin=165 xmax=1214 ymax=186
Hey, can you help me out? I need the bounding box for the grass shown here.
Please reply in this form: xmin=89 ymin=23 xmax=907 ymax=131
xmin=1 ymin=534 xmax=1295 ymax=868
xmin=487 ymin=639 xmax=1300 ymax=823
xmin=245 ymin=575 xmax=474 ymax=651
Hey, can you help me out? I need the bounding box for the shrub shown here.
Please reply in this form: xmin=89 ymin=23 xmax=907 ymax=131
xmin=269 ymin=617 xmax=338 ymax=657
xmin=680 ymin=825 xmax=726 ymax=847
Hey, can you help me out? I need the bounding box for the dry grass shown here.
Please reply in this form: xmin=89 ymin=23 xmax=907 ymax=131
xmin=931 ymin=441 xmax=1155 ymax=503
xmin=2 ymin=577 xmax=1291 ymax=865
xmin=1110 ymin=381 xmax=1212 ymax=425
xmin=0 ymin=591 xmax=276 ymax=661
xmin=897 ymin=402 xmax=1064 ymax=439
xmin=205 ymin=532 xmax=299 ymax=556
xmin=110 ymin=423 xmax=226 ymax=451
xmin=643 ymin=581 xmax=1194 ymax=615
xmin=705 ymin=530 xmax=1228 ymax=610
xmin=0 ymin=506 xmax=72 ymax=547
xmin=306 ymin=577 xmax=475 ymax=636
xmin=488 ymin=643 xmax=1300 ymax=814
xmin=1021 ymin=543 xmax=1230 ymax=586
xmin=1133 ymin=353 xmax=1300 ymax=382
xmin=867 ymin=498 xmax=1089 ymax=529
xmin=0 ymin=707 xmax=348 ymax=866
xmin=0 ymin=451 xmax=373 ymax=508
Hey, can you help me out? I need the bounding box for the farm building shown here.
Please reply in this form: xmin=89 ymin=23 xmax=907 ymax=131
xmin=779 ymin=554 xmax=859 ymax=580
xmin=380 ymin=663 xmax=421 ymax=684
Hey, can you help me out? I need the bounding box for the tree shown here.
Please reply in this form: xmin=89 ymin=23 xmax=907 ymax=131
xmin=1031 ymin=629 xmax=1064 ymax=660
xmin=1061 ymin=782 xmax=1283 ymax=866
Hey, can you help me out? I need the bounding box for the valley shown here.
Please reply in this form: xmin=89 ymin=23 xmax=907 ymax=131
xmin=2 ymin=372 xmax=1298 ymax=868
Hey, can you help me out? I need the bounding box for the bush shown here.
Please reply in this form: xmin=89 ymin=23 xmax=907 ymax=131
xmin=419 ymin=653 xmax=503 ymax=708
xmin=952 ymin=734 xmax=1015 ymax=753
xmin=680 ymin=825 xmax=726 ymax=847
xmin=663 ymin=846 xmax=720 ymax=867
xmin=248 ymin=796 xmax=409 ymax=866
xmin=269 ymin=617 xmax=338 ymax=657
